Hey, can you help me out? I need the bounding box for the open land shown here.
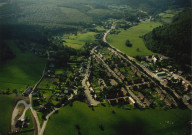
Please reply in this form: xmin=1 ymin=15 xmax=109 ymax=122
xmin=107 ymin=21 xmax=162 ymax=56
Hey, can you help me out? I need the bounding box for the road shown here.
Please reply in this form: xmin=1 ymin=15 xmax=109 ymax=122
xmin=39 ymin=108 xmax=60 ymax=135
xmin=103 ymin=22 xmax=178 ymax=107
xmin=82 ymin=46 xmax=99 ymax=106
xmin=11 ymin=100 xmax=31 ymax=133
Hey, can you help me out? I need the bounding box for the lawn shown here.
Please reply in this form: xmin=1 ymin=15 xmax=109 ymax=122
xmin=45 ymin=101 xmax=190 ymax=135
xmin=107 ymin=21 xmax=162 ymax=57
xmin=0 ymin=40 xmax=46 ymax=91
xmin=63 ymin=32 xmax=97 ymax=49
xmin=0 ymin=94 xmax=15 ymax=135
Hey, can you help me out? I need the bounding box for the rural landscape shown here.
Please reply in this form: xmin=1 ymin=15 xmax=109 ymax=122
xmin=0 ymin=0 xmax=191 ymax=135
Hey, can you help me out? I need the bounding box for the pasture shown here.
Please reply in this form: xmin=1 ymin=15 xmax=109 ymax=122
xmin=63 ymin=32 xmax=97 ymax=49
xmin=107 ymin=21 xmax=162 ymax=57
xmin=0 ymin=94 xmax=15 ymax=135
xmin=158 ymin=9 xmax=183 ymax=23
xmin=44 ymin=101 xmax=190 ymax=135
xmin=0 ymin=40 xmax=46 ymax=91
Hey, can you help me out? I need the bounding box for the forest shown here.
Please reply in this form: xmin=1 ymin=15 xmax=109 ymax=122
xmin=143 ymin=8 xmax=191 ymax=65
xmin=0 ymin=0 xmax=190 ymax=64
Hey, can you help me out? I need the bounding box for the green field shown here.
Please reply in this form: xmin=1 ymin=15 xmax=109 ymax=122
xmin=0 ymin=94 xmax=15 ymax=135
xmin=107 ymin=21 xmax=162 ymax=57
xmin=0 ymin=40 xmax=46 ymax=91
xmin=45 ymin=101 xmax=190 ymax=135
xmin=63 ymin=32 xmax=97 ymax=49
xmin=158 ymin=9 xmax=183 ymax=23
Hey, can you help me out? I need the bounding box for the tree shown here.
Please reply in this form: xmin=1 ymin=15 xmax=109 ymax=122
xmin=125 ymin=40 xmax=132 ymax=47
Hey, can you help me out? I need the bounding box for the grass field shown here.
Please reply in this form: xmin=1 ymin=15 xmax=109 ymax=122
xmin=107 ymin=21 xmax=162 ymax=57
xmin=45 ymin=101 xmax=190 ymax=135
xmin=158 ymin=9 xmax=183 ymax=23
xmin=63 ymin=32 xmax=97 ymax=49
xmin=0 ymin=40 xmax=46 ymax=91
xmin=0 ymin=94 xmax=15 ymax=135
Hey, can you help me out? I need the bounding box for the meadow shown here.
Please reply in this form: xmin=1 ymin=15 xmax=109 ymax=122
xmin=0 ymin=40 xmax=46 ymax=91
xmin=158 ymin=9 xmax=183 ymax=23
xmin=63 ymin=32 xmax=97 ymax=49
xmin=45 ymin=101 xmax=190 ymax=135
xmin=0 ymin=94 xmax=15 ymax=135
xmin=107 ymin=21 xmax=162 ymax=57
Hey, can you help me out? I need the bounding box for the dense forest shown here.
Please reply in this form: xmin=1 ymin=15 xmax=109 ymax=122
xmin=143 ymin=9 xmax=191 ymax=65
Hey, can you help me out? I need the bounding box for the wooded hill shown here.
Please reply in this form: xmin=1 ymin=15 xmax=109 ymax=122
xmin=143 ymin=9 xmax=191 ymax=65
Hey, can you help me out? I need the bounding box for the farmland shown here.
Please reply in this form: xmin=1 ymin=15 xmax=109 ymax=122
xmin=107 ymin=21 xmax=162 ymax=57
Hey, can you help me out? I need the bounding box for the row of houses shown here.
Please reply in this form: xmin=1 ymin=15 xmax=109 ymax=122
xmin=155 ymin=88 xmax=172 ymax=107
xmin=114 ymin=68 xmax=125 ymax=80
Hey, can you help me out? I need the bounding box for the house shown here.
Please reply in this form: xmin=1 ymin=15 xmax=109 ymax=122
xmin=121 ymin=87 xmax=127 ymax=95
xmin=164 ymin=98 xmax=172 ymax=106
xmin=114 ymin=68 xmax=119 ymax=73
xmin=89 ymin=87 xmax=94 ymax=92
xmin=98 ymin=79 xmax=107 ymax=90
xmin=94 ymin=94 xmax=97 ymax=99
xmin=152 ymin=55 xmax=157 ymax=63
xmin=107 ymin=72 xmax=112 ymax=77
xmin=49 ymin=63 xmax=55 ymax=68
xmin=110 ymin=79 xmax=118 ymax=86
xmin=156 ymin=72 xmax=166 ymax=79
xmin=160 ymin=94 xmax=165 ymax=100
xmin=155 ymin=88 xmax=162 ymax=94
xmin=120 ymin=74 xmax=125 ymax=80
xmin=138 ymin=92 xmax=144 ymax=100
xmin=129 ymin=97 xmax=135 ymax=105
xmin=144 ymin=98 xmax=151 ymax=106
xmin=136 ymin=72 xmax=142 ymax=77
xmin=87 ymin=81 xmax=91 ymax=88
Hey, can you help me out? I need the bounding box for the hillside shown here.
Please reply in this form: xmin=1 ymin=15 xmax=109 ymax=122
xmin=143 ymin=9 xmax=191 ymax=65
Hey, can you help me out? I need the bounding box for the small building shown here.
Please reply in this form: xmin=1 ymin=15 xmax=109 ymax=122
xmin=138 ymin=92 xmax=144 ymax=100
xmin=129 ymin=97 xmax=135 ymax=105
xmin=156 ymin=72 xmax=166 ymax=79
xmin=152 ymin=55 xmax=157 ymax=63
xmin=160 ymin=94 xmax=165 ymax=100
xmin=121 ymin=87 xmax=127 ymax=95
xmin=155 ymin=88 xmax=162 ymax=94
xmin=86 ymin=81 xmax=91 ymax=88
xmin=144 ymin=98 xmax=151 ymax=106
xmin=110 ymin=79 xmax=118 ymax=86
xmin=120 ymin=74 xmax=125 ymax=80
xmin=164 ymin=98 xmax=172 ymax=106
xmin=89 ymin=87 xmax=94 ymax=92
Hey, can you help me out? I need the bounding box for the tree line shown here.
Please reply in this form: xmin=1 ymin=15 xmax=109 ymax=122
xmin=143 ymin=9 xmax=191 ymax=65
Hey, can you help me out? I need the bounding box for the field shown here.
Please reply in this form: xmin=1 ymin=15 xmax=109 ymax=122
xmin=63 ymin=32 xmax=97 ymax=49
xmin=0 ymin=94 xmax=15 ymax=135
xmin=45 ymin=101 xmax=190 ymax=135
xmin=107 ymin=21 xmax=162 ymax=57
xmin=0 ymin=40 xmax=46 ymax=91
xmin=158 ymin=9 xmax=183 ymax=23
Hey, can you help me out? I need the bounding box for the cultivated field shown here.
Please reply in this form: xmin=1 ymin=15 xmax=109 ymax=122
xmin=45 ymin=101 xmax=190 ymax=135
xmin=107 ymin=21 xmax=162 ymax=57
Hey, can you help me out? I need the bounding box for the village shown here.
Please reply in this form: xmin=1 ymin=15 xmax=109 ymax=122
xmin=4 ymin=42 xmax=192 ymax=135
